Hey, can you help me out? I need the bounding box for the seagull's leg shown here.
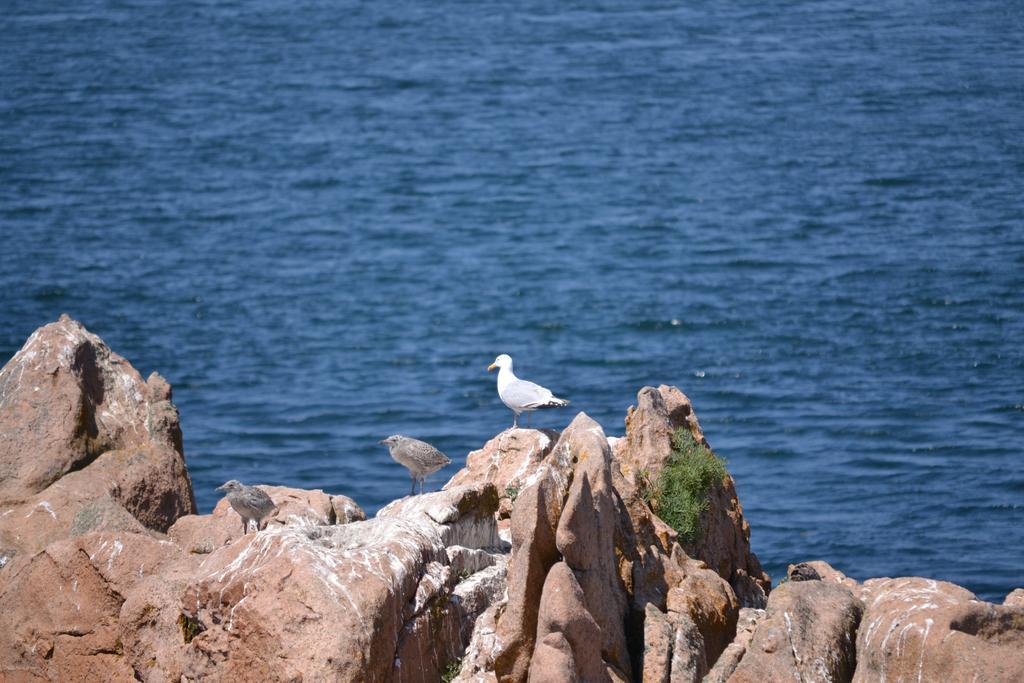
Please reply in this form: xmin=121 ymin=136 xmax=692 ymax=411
xmin=410 ymin=477 xmax=416 ymax=496
xmin=242 ymin=518 xmax=248 ymax=535
xmin=512 ymin=413 xmax=519 ymax=429
xmin=419 ymin=477 xmax=424 ymax=495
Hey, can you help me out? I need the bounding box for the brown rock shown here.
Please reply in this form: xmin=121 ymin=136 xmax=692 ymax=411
xmin=494 ymin=466 xmax=563 ymax=681
xmin=0 ymin=316 xmax=192 ymax=509
xmin=703 ymin=607 xmax=765 ymax=683
xmin=445 ymin=427 xmax=558 ymax=522
xmin=855 ymin=577 xmax=1024 ymax=683
xmin=642 ymin=603 xmax=673 ymax=683
xmin=730 ymin=579 xmax=862 ymax=683
xmin=529 ymin=631 xmax=578 ymax=683
xmin=554 ymin=416 xmax=630 ymax=675
xmin=181 ymin=483 xmax=502 ymax=683
xmin=665 ymin=553 xmax=739 ymax=667
xmin=788 ymin=560 xmax=861 ymax=592
xmin=614 ymin=386 xmax=769 ymax=609
xmin=166 ymin=484 xmax=365 ymax=556
xmin=118 ymin=573 xmax=195 ymax=682
xmin=0 ymin=317 xmax=195 ymax=565
xmin=496 ymin=413 xmax=634 ymax=682
xmin=0 ymin=531 xmax=183 ymax=682
xmin=530 ymin=561 xmax=607 ymax=682
xmin=667 ymin=612 xmax=707 ymax=682
xmin=1004 ymin=588 xmax=1024 ymax=608
xmin=454 ymin=599 xmax=505 ymax=682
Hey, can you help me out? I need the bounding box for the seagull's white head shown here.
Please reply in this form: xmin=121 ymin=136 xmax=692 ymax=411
xmin=487 ymin=354 xmax=512 ymax=372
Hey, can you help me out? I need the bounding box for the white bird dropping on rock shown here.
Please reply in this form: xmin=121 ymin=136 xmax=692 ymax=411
xmin=487 ymin=354 xmax=570 ymax=428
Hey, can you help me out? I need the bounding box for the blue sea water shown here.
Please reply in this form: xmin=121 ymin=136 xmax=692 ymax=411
xmin=2 ymin=1 xmax=1022 ymax=602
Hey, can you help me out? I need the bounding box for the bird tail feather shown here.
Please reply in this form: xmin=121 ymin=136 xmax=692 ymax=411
xmin=530 ymin=397 xmax=570 ymax=409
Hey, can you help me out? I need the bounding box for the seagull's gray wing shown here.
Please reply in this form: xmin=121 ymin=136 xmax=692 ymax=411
xmin=501 ymin=378 xmax=556 ymax=410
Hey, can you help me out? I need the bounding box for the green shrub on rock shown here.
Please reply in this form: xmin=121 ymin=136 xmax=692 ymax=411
xmin=644 ymin=428 xmax=729 ymax=545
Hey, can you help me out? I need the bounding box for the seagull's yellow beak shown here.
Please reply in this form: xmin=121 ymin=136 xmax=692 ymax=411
xmin=487 ymin=362 xmax=498 ymax=372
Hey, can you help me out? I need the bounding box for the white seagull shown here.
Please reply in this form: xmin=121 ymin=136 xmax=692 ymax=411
xmin=487 ymin=354 xmax=570 ymax=428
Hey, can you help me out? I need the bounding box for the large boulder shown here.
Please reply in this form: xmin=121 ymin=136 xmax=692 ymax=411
xmin=445 ymin=427 xmax=558 ymax=535
xmin=0 ymin=531 xmax=185 ymax=681
xmin=0 ymin=316 xmax=195 ymax=566
xmin=855 ymin=577 xmax=1024 ymax=682
xmin=180 ymin=483 xmax=504 ymax=683
xmin=495 ymin=413 xmax=631 ymax=682
xmin=704 ymin=607 xmax=765 ymax=683
xmin=614 ymin=386 xmax=770 ymax=608
xmin=729 ymin=578 xmax=863 ymax=683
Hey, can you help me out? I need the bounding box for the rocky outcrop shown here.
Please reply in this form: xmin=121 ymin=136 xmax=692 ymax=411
xmin=4 ymin=317 xmax=1021 ymax=682
xmin=855 ymin=576 xmax=1024 ymax=683
xmin=180 ymin=483 xmax=503 ymax=682
xmin=0 ymin=530 xmax=185 ymax=681
xmin=729 ymin=578 xmax=863 ymax=683
xmin=445 ymin=427 xmax=558 ymax=538
xmin=0 ymin=316 xmax=195 ymax=570
xmin=489 ymin=409 xmax=748 ymax=682
xmin=614 ymin=386 xmax=770 ymax=609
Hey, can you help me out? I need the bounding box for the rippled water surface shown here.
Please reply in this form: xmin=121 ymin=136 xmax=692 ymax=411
xmin=2 ymin=0 xmax=1023 ymax=601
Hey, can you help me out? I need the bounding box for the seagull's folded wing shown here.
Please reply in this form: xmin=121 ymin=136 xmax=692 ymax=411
xmin=503 ymin=379 xmax=556 ymax=409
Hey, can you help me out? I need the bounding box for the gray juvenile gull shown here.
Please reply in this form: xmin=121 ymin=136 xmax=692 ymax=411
xmin=379 ymin=435 xmax=452 ymax=495
xmin=488 ymin=354 xmax=570 ymax=428
xmin=216 ymin=480 xmax=277 ymax=534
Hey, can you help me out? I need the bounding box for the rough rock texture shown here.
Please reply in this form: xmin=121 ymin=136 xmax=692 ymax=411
xmin=704 ymin=607 xmax=765 ymax=683
xmin=729 ymin=579 xmax=863 ymax=683
xmin=788 ymin=560 xmax=861 ymax=593
xmin=855 ymin=577 xmax=1024 ymax=683
xmin=613 ymin=386 xmax=769 ymax=609
xmin=665 ymin=553 xmax=739 ymax=668
xmin=445 ymin=427 xmax=558 ymax=530
xmin=1005 ymin=588 xmax=1024 ymax=608
xmin=167 ymin=484 xmax=366 ymax=556
xmin=494 ymin=413 xmax=639 ymax=681
xmin=180 ymin=483 xmax=504 ymax=683
xmin=0 ymin=531 xmax=186 ymax=682
xmin=0 ymin=316 xmax=195 ymax=566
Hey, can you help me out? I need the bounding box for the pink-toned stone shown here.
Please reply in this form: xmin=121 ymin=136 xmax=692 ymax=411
xmin=494 ymin=467 xmax=563 ymax=681
xmin=668 ymin=612 xmax=707 ymax=682
xmin=0 ymin=532 xmax=183 ymax=682
xmin=665 ymin=553 xmax=739 ymax=667
xmin=529 ymin=561 xmax=607 ymax=682
xmin=730 ymin=579 xmax=862 ymax=683
xmin=787 ymin=560 xmax=861 ymax=593
xmin=0 ymin=316 xmax=193 ymax=513
xmin=445 ymin=427 xmax=558 ymax=521
xmin=642 ymin=603 xmax=674 ymax=683
xmin=0 ymin=317 xmax=195 ymax=568
xmin=553 ymin=416 xmax=630 ymax=676
xmin=703 ymin=607 xmax=765 ymax=683
xmin=180 ymin=484 xmax=501 ymax=683
xmin=855 ymin=577 xmax=1024 ymax=683
xmin=1004 ymin=587 xmax=1024 ymax=608
xmin=614 ymin=386 xmax=769 ymax=609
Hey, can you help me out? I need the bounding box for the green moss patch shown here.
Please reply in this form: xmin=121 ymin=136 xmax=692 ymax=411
xmin=177 ymin=613 xmax=204 ymax=644
xmin=441 ymin=658 xmax=463 ymax=683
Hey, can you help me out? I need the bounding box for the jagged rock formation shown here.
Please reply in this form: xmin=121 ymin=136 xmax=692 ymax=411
xmin=0 ymin=315 xmax=195 ymax=572
xmin=0 ymin=317 xmax=1021 ymax=682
